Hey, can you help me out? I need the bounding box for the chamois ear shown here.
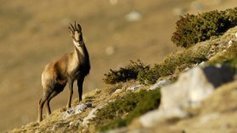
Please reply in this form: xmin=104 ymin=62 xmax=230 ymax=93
xmin=68 ymin=23 xmax=75 ymax=36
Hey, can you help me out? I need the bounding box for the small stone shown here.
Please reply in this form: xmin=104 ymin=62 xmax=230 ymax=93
xmin=215 ymin=63 xmax=222 ymax=68
xmin=184 ymin=67 xmax=190 ymax=72
xmin=125 ymin=10 xmax=142 ymax=22
xmin=75 ymin=104 xmax=88 ymax=114
xmin=127 ymin=84 xmax=143 ymax=91
xmin=198 ymin=61 xmax=206 ymax=67
xmin=149 ymin=79 xmax=171 ymax=90
xmin=113 ymin=89 xmax=123 ymax=95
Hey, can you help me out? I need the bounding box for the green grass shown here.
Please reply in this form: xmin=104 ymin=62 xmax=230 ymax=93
xmin=94 ymin=89 xmax=161 ymax=132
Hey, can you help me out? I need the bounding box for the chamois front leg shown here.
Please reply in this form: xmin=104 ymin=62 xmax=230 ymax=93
xmin=77 ymin=77 xmax=85 ymax=102
xmin=67 ymin=79 xmax=74 ymax=109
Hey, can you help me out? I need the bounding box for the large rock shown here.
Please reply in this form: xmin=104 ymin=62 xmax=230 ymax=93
xmin=139 ymin=65 xmax=235 ymax=128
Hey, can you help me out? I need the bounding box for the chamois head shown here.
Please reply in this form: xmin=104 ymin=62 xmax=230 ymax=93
xmin=68 ymin=22 xmax=84 ymax=47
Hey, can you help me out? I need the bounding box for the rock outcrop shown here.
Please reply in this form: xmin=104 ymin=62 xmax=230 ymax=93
xmin=139 ymin=65 xmax=235 ymax=128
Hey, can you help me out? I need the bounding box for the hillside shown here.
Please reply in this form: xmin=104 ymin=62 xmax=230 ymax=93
xmin=1 ymin=0 xmax=237 ymax=132
xmin=9 ymin=18 xmax=237 ymax=132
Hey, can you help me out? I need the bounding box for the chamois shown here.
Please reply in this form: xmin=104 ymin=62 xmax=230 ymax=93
xmin=38 ymin=22 xmax=90 ymax=122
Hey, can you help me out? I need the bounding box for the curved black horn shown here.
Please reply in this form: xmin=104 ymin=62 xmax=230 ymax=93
xmin=77 ymin=24 xmax=82 ymax=31
xmin=70 ymin=23 xmax=75 ymax=31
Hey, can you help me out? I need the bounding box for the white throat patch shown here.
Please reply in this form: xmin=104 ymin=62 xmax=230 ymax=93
xmin=73 ymin=40 xmax=85 ymax=57
xmin=73 ymin=40 xmax=81 ymax=48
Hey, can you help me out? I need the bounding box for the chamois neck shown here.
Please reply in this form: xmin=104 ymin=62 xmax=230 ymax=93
xmin=73 ymin=42 xmax=89 ymax=62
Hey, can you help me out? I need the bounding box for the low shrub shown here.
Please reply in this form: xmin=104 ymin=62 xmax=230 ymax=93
xmin=172 ymin=8 xmax=237 ymax=48
xmin=137 ymin=67 xmax=160 ymax=84
xmin=103 ymin=60 xmax=150 ymax=84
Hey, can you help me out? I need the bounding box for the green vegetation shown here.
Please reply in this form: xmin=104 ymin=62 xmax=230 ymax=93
xmin=94 ymin=89 xmax=161 ymax=131
xmin=138 ymin=44 xmax=210 ymax=84
xmin=172 ymin=7 xmax=237 ymax=48
xmin=103 ymin=60 xmax=150 ymax=84
xmin=104 ymin=43 xmax=210 ymax=85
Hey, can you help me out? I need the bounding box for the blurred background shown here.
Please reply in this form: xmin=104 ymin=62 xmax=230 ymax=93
xmin=0 ymin=0 xmax=236 ymax=131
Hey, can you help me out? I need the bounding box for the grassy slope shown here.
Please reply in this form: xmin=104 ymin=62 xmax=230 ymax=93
xmin=10 ymin=22 xmax=237 ymax=133
xmin=1 ymin=0 xmax=237 ymax=131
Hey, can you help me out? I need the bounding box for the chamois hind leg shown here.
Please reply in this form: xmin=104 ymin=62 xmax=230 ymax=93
xmin=77 ymin=77 xmax=85 ymax=102
xmin=46 ymin=90 xmax=60 ymax=116
xmin=38 ymin=91 xmax=50 ymax=122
